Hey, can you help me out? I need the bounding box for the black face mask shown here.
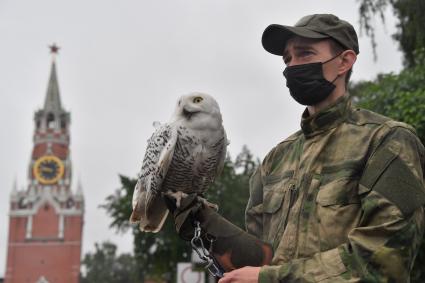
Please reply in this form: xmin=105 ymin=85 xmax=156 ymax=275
xmin=283 ymin=54 xmax=340 ymax=106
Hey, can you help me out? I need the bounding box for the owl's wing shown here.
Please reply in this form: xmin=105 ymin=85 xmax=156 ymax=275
xmin=130 ymin=123 xmax=177 ymax=232
xmin=215 ymin=130 xmax=228 ymax=178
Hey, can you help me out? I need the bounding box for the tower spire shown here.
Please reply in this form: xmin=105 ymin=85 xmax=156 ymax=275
xmin=10 ymin=177 xmax=18 ymax=198
xmin=12 ymin=177 xmax=17 ymax=192
xmin=76 ymin=178 xmax=83 ymax=195
xmin=43 ymin=44 xmax=62 ymax=112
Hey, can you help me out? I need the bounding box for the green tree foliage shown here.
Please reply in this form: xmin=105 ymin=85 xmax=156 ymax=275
xmin=101 ymin=147 xmax=258 ymax=281
xmin=350 ymin=48 xmax=425 ymax=142
xmin=350 ymin=48 xmax=425 ymax=282
xmin=358 ymin=0 xmax=425 ymax=66
xmin=80 ymin=242 xmax=140 ymax=283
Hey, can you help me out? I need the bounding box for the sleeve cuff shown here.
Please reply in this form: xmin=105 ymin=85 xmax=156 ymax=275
xmin=259 ymin=264 xmax=290 ymax=283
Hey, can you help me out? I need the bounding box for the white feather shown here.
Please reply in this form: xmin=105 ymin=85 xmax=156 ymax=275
xmin=130 ymin=92 xmax=227 ymax=232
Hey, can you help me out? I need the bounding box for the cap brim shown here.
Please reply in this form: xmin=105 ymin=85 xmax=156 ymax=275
xmin=262 ymin=24 xmax=329 ymax=56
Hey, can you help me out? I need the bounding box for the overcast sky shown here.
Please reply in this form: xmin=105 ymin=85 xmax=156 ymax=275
xmin=0 ymin=0 xmax=402 ymax=276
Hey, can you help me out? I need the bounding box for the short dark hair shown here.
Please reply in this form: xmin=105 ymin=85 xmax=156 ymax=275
xmin=328 ymin=39 xmax=352 ymax=88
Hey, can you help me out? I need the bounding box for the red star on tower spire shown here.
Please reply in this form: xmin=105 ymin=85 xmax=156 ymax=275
xmin=49 ymin=43 xmax=60 ymax=54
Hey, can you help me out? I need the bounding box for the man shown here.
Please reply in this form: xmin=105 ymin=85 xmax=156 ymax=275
xmin=219 ymin=14 xmax=425 ymax=282
xmin=167 ymin=14 xmax=425 ymax=283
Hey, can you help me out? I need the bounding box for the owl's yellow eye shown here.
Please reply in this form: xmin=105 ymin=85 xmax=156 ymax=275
xmin=193 ymin=97 xmax=203 ymax=103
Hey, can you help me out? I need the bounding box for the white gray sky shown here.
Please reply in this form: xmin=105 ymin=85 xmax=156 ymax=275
xmin=0 ymin=0 xmax=402 ymax=276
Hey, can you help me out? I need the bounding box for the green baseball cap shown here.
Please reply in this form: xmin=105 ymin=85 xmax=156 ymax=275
xmin=262 ymin=14 xmax=359 ymax=56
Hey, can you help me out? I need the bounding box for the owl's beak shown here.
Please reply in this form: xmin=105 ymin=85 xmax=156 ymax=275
xmin=183 ymin=107 xmax=199 ymax=119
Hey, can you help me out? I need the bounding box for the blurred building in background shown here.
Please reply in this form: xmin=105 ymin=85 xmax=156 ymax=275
xmin=4 ymin=46 xmax=84 ymax=283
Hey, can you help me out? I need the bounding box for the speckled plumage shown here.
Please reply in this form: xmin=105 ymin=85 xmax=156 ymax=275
xmin=130 ymin=92 xmax=227 ymax=232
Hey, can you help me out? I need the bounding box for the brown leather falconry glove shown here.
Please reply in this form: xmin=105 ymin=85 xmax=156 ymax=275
xmin=163 ymin=193 xmax=273 ymax=272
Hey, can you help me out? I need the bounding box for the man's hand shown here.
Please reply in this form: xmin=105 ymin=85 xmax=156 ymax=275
xmin=218 ymin=266 xmax=261 ymax=283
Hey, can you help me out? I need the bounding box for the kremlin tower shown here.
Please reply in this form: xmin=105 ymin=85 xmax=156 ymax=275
xmin=4 ymin=45 xmax=84 ymax=283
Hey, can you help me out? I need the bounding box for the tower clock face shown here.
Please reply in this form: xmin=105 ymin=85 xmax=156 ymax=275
xmin=33 ymin=155 xmax=65 ymax=185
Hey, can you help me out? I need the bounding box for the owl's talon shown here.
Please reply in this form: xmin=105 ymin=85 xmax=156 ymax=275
xmin=164 ymin=191 xmax=188 ymax=208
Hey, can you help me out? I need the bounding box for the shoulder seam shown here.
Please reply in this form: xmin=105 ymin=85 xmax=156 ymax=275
xmin=348 ymin=108 xmax=416 ymax=134
xmin=383 ymin=120 xmax=417 ymax=134
xmin=347 ymin=108 xmax=389 ymax=127
xmin=278 ymin=130 xmax=303 ymax=145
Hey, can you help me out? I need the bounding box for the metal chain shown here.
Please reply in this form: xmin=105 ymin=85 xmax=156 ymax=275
xmin=190 ymin=221 xmax=224 ymax=278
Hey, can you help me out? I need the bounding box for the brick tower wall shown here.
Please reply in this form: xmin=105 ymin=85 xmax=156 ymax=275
xmin=5 ymin=204 xmax=83 ymax=283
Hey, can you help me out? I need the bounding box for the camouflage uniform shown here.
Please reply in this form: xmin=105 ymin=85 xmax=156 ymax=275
xmin=245 ymin=95 xmax=425 ymax=282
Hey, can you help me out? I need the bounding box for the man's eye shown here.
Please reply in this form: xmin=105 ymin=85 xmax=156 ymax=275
xmin=300 ymin=51 xmax=313 ymax=57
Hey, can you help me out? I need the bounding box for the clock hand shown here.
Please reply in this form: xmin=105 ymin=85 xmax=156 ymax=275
xmin=41 ymin=167 xmax=54 ymax=173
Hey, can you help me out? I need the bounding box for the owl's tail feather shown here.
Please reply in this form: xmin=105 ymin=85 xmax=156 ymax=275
xmin=139 ymin=192 xmax=169 ymax=233
xmin=129 ymin=190 xmax=146 ymax=224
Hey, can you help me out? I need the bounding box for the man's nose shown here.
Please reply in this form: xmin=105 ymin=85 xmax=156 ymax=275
xmin=286 ymin=61 xmax=294 ymax=67
xmin=286 ymin=57 xmax=302 ymax=67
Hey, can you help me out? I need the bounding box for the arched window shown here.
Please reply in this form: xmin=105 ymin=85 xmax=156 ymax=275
xmin=47 ymin=113 xmax=55 ymax=129
xmin=60 ymin=119 xmax=66 ymax=130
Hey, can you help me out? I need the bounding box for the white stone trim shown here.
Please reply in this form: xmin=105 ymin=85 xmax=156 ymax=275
xmin=9 ymin=209 xmax=83 ymax=217
xmin=26 ymin=215 xmax=32 ymax=239
xmin=9 ymin=188 xmax=84 ymax=217
xmin=36 ymin=276 xmax=49 ymax=283
xmin=9 ymin=241 xmax=81 ymax=247
xmin=58 ymin=214 xmax=64 ymax=238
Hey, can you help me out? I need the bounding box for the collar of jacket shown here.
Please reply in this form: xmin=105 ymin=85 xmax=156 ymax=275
xmin=300 ymin=94 xmax=351 ymax=138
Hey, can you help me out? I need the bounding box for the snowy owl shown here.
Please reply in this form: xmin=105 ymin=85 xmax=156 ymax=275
xmin=130 ymin=92 xmax=228 ymax=233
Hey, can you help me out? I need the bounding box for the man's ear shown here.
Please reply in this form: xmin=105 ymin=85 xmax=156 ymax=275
xmin=338 ymin=50 xmax=357 ymax=76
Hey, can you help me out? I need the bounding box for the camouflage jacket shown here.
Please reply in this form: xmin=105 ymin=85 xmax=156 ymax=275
xmin=245 ymin=95 xmax=425 ymax=282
